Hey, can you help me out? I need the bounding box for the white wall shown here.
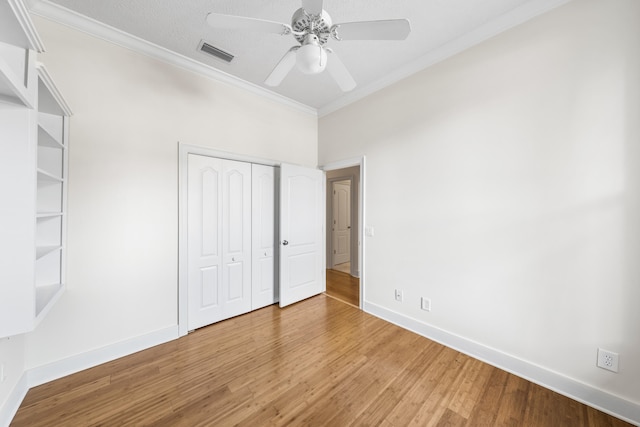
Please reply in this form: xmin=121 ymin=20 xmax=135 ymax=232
xmin=0 ymin=336 xmax=25 ymax=420
xmin=320 ymin=0 xmax=639 ymax=413
xmin=23 ymin=17 xmax=317 ymax=370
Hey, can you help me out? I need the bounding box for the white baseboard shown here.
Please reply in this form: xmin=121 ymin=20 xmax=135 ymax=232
xmin=1 ymin=326 xmax=178 ymax=426
xmin=0 ymin=372 xmax=29 ymax=427
xmin=28 ymin=326 xmax=179 ymax=388
xmin=363 ymin=301 xmax=640 ymax=426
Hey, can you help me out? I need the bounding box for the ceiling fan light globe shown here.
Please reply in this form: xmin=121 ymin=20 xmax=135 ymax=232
xmin=296 ymin=44 xmax=327 ymax=74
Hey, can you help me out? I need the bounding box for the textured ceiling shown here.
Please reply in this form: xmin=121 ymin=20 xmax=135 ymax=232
xmin=29 ymin=0 xmax=568 ymax=113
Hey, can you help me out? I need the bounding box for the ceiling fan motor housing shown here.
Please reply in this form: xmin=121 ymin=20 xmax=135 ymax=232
xmin=292 ymin=8 xmax=332 ymax=45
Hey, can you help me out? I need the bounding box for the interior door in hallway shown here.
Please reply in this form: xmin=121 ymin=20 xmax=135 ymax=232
xmin=279 ymin=163 xmax=325 ymax=307
xmin=332 ymin=180 xmax=351 ymax=266
xmin=187 ymin=155 xmax=251 ymax=330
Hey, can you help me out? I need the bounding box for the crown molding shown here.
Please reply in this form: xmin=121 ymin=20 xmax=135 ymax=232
xmin=26 ymin=0 xmax=318 ymax=116
xmin=26 ymin=0 xmax=573 ymax=120
xmin=318 ymin=0 xmax=572 ymax=117
xmin=2 ymin=0 xmax=46 ymax=51
xmin=37 ymin=62 xmax=73 ymax=115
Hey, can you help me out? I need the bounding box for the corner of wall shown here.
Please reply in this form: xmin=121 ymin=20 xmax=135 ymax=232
xmin=363 ymin=301 xmax=640 ymax=426
xmin=0 ymin=370 xmax=28 ymax=427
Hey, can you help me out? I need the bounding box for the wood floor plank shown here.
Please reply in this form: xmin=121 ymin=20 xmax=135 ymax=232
xmin=326 ymin=268 xmax=359 ymax=306
xmin=464 ymin=367 xmax=509 ymax=425
xmin=352 ymin=341 xmax=443 ymax=425
xmin=383 ymin=346 xmax=461 ymax=425
xmin=11 ymin=295 xmax=633 ymax=427
xmin=446 ymin=355 xmax=492 ymax=420
xmin=493 ymin=373 xmax=531 ymax=426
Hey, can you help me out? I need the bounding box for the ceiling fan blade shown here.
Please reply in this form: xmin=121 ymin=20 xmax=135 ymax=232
xmin=326 ymin=51 xmax=356 ymax=92
xmin=331 ymin=19 xmax=411 ymax=41
xmin=265 ymin=48 xmax=298 ymax=87
xmin=206 ymin=13 xmax=291 ymax=35
xmin=301 ymin=0 xmax=324 ymax=16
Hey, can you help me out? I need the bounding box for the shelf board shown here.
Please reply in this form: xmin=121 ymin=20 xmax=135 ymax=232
xmin=35 ymin=245 xmax=62 ymax=260
xmin=35 ymin=282 xmax=64 ymax=320
xmin=0 ymin=53 xmax=33 ymax=107
xmin=36 ymin=211 xmax=64 ymax=219
xmin=38 ymin=123 xmax=64 ymax=149
xmin=37 ymin=168 xmax=63 ymax=183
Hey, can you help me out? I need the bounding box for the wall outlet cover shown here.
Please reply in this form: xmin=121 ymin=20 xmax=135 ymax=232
xmin=597 ymin=348 xmax=619 ymax=373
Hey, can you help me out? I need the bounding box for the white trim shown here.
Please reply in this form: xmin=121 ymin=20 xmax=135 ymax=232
xmin=27 ymin=326 xmax=178 ymax=387
xmin=179 ymin=143 xmax=281 ymax=168
xmin=364 ymin=301 xmax=640 ymax=426
xmin=27 ymin=0 xmax=317 ymax=117
xmin=0 ymin=326 xmax=178 ymax=426
xmin=8 ymin=0 xmax=46 ymax=52
xmin=0 ymin=371 xmax=29 ymax=427
xmin=27 ymin=0 xmax=571 ymax=117
xmin=36 ymin=63 xmax=72 ymax=115
xmin=318 ymin=0 xmax=572 ymax=117
xmin=322 ymin=156 xmax=366 ymax=309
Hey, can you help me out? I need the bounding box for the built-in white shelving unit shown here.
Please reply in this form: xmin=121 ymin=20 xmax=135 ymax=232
xmin=34 ymin=64 xmax=71 ymax=323
xmin=0 ymin=0 xmax=71 ymax=338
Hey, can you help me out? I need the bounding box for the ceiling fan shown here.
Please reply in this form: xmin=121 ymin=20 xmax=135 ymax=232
xmin=206 ymin=0 xmax=411 ymax=92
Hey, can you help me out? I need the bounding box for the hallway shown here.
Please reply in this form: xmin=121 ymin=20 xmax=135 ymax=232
xmin=325 ymin=268 xmax=359 ymax=307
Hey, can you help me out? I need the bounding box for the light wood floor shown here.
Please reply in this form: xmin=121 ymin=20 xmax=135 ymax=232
xmin=12 ymin=295 xmax=631 ymax=426
xmin=326 ymin=268 xmax=359 ymax=307
xmin=332 ymin=261 xmax=351 ymax=275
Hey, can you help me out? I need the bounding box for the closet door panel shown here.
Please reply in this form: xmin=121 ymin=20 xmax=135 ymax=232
xmin=187 ymin=154 xmax=223 ymax=330
xmin=222 ymin=160 xmax=252 ymax=317
xmin=252 ymin=164 xmax=277 ymax=310
xmin=201 ymin=266 xmax=219 ymax=307
xmin=227 ymin=261 xmax=244 ymax=301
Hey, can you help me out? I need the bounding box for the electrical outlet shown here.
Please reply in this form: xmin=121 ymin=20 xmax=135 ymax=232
xmin=597 ymin=348 xmax=619 ymax=373
xmin=394 ymin=289 xmax=403 ymax=302
xmin=0 ymin=362 xmax=5 ymax=383
xmin=421 ymin=297 xmax=431 ymax=311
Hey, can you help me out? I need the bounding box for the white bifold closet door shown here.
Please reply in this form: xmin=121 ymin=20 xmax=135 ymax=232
xmin=251 ymin=164 xmax=277 ymax=310
xmin=187 ymin=155 xmax=324 ymax=330
xmin=187 ymin=155 xmax=252 ymax=330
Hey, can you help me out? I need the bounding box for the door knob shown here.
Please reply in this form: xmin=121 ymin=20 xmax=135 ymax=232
xmin=282 ymin=240 xmax=289 ymax=246
xmin=232 ymin=257 xmax=236 ymax=262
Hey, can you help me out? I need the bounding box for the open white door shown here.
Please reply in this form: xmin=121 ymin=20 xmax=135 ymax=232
xmin=279 ymin=163 xmax=325 ymax=307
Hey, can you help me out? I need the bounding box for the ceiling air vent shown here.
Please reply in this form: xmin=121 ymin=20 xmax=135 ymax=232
xmin=198 ymin=40 xmax=234 ymax=63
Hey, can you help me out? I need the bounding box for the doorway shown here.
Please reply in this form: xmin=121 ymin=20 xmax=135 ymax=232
xmin=331 ymin=179 xmax=351 ymax=272
xmin=323 ymin=162 xmax=362 ymax=308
